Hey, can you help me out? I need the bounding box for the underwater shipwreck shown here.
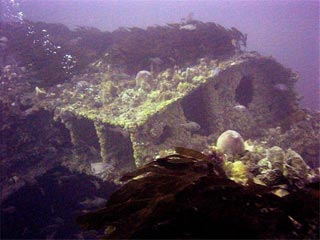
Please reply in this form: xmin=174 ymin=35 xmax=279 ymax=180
xmin=1 ymin=19 xmax=319 ymax=239
xmin=42 ymin=51 xmax=311 ymax=178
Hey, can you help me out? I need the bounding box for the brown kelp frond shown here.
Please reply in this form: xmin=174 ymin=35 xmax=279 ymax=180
xmin=120 ymin=147 xmax=225 ymax=182
xmin=76 ymin=146 xmax=319 ymax=239
xmin=175 ymin=146 xmax=210 ymax=160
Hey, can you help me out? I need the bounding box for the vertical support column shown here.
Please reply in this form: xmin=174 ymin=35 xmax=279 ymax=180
xmin=63 ymin=121 xmax=81 ymax=147
xmin=95 ymin=122 xmax=136 ymax=174
xmin=94 ymin=121 xmax=108 ymax=163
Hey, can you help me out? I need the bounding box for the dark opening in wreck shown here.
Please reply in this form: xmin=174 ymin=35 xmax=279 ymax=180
xmin=154 ymin=125 xmax=173 ymax=145
xmin=104 ymin=126 xmax=135 ymax=171
xmin=181 ymin=86 xmax=211 ymax=136
xmin=72 ymin=118 xmax=101 ymax=154
xmin=235 ymin=75 xmax=254 ymax=107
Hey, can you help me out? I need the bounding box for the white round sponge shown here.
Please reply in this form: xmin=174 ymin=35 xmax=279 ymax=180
xmin=216 ymin=130 xmax=245 ymax=155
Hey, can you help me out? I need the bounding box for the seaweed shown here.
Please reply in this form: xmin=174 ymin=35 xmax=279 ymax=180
xmin=106 ymin=21 xmax=240 ymax=74
xmin=2 ymin=19 xmax=243 ymax=87
xmin=76 ymin=148 xmax=319 ymax=239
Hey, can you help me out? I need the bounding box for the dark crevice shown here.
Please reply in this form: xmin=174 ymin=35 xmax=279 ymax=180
xmin=72 ymin=119 xmax=101 ymax=152
xmin=181 ymin=87 xmax=211 ymax=136
xmin=153 ymin=126 xmax=172 ymax=145
xmin=235 ymin=75 xmax=254 ymax=107
xmin=105 ymin=126 xmax=135 ymax=170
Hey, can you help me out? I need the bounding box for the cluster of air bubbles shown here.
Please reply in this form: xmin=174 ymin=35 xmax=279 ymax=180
xmin=62 ymin=54 xmax=77 ymax=75
xmin=26 ymin=25 xmax=35 ymax=36
xmin=26 ymin=27 xmax=60 ymax=54
xmin=2 ymin=0 xmax=24 ymax=23
xmin=2 ymin=0 xmax=77 ymax=77
xmin=40 ymin=29 xmax=62 ymax=55
xmin=29 ymin=27 xmax=77 ymax=75
xmin=28 ymin=28 xmax=78 ymax=76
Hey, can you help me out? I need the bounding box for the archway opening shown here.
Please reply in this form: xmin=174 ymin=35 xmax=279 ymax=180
xmin=235 ymin=76 xmax=254 ymax=107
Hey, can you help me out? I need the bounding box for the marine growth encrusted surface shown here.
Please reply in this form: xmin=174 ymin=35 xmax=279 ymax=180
xmin=1 ymin=20 xmax=318 ymax=184
xmin=26 ymin=50 xmax=314 ymax=178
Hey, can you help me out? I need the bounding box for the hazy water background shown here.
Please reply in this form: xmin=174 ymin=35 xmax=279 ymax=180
xmin=18 ymin=0 xmax=319 ymax=110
